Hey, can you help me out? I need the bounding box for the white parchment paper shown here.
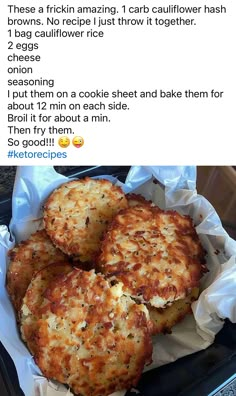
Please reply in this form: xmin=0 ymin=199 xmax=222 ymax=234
xmin=0 ymin=166 xmax=236 ymax=396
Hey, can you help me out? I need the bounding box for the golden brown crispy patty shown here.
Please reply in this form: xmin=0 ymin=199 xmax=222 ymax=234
xmin=7 ymin=230 xmax=68 ymax=312
xmin=98 ymin=205 xmax=206 ymax=308
xmin=20 ymin=262 xmax=72 ymax=354
xmin=148 ymin=287 xmax=199 ymax=335
xmin=43 ymin=178 xmax=128 ymax=261
xmin=32 ymin=268 xmax=152 ymax=396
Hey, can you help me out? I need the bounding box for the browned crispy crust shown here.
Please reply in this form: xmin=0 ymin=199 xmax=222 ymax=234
xmin=6 ymin=230 xmax=68 ymax=312
xmin=20 ymin=262 xmax=73 ymax=354
xmin=32 ymin=269 xmax=152 ymax=396
xmin=43 ymin=178 xmax=128 ymax=262
xmin=97 ymin=205 xmax=206 ymax=308
xmin=126 ymin=193 xmax=154 ymax=207
xmin=148 ymin=287 xmax=199 ymax=335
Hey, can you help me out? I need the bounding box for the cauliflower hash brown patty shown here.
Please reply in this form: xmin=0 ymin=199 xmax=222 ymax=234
xmin=20 ymin=262 xmax=73 ymax=355
xmin=7 ymin=230 xmax=68 ymax=312
xmin=43 ymin=178 xmax=128 ymax=262
xmin=148 ymin=287 xmax=199 ymax=334
xmin=98 ymin=205 xmax=206 ymax=308
xmin=30 ymin=268 xmax=152 ymax=396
